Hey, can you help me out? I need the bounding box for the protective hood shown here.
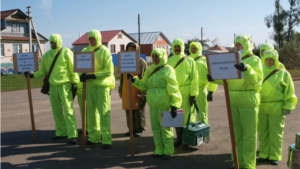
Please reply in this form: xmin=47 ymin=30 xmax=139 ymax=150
xmin=125 ymin=42 xmax=140 ymax=51
xmin=88 ymin=30 xmax=102 ymax=51
xmin=261 ymin=49 xmax=280 ymax=68
xmin=234 ymin=35 xmax=253 ymax=57
xmin=151 ymin=48 xmax=167 ymax=67
xmin=259 ymin=43 xmax=274 ymax=57
xmin=189 ymin=42 xmax=202 ymax=58
xmin=171 ymin=38 xmax=185 ymax=56
xmin=49 ymin=34 xmax=63 ymax=52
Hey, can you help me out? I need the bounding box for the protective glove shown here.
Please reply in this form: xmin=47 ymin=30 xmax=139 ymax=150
xmin=127 ymin=73 xmax=135 ymax=83
xmin=207 ymin=91 xmax=213 ymax=102
xmin=24 ymin=71 xmax=34 ymax=78
xmin=207 ymin=74 xmax=214 ymax=82
xmin=189 ymin=96 xmax=196 ymax=106
xmin=71 ymin=83 xmax=77 ymax=100
xmin=234 ymin=63 xmax=247 ymax=72
xmin=282 ymin=109 xmax=291 ymax=115
xmin=80 ymin=73 xmax=96 ymax=82
xmin=170 ymin=106 xmax=177 ymax=118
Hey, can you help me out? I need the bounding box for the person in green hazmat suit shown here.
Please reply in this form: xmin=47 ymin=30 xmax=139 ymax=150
xmin=79 ymin=30 xmax=115 ymax=149
xmin=259 ymin=43 xmax=286 ymax=69
xmin=256 ymin=49 xmax=298 ymax=165
xmin=208 ymin=35 xmax=263 ymax=169
xmin=188 ymin=41 xmax=218 ymax=124
xmin=127 ymin=48 xmax=182 ymax=160
xmin=167 ymin=38 xmax=199 ymax=150
xmin=24 ymin=34 xmax=79 ymax=145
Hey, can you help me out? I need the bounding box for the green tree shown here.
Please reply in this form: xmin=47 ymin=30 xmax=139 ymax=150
xmin=285 ymin=0 xmax=300 ymax=42
xmin=265 ymin=0 xmax=287 ymax=48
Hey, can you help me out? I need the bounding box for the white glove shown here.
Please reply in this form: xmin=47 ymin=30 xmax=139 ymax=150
xmin=282 ymin=109 xmax=291 ymax=115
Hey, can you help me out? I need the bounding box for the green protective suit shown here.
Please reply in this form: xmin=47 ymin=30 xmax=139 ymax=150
xmin=133 ymin=48 xmax=182 ymax=156
xmin=82 ymin=30 xmax=115 ymax=145
xmin=168 ymin=38 xmax=199 ymax=124
xmin=259 ymin=43 xmax=286 ymax=69
xmin=258 ymin=49 xmax=298 ymax=161
xmin=189 ymin=41 xmax=217 ymax=124
xmin=33 ymin=34 xmax=79 ymax=139
xmin=213 ymin=35 xmax=263 ymax=169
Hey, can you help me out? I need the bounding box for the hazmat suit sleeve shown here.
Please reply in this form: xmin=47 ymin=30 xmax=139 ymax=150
xmin=208 ymin=83 xmax=218 ymax=92
xmin=66 ymin=49 xmax=79 ymax=83
xmin=93 ymin=49 xmax=113 ymax=78
xmin=196 ymin=61 xmax=207 ymax=90
xmin=166 ymin=66 xmax=182 ymax=108
xmin=33 ymin=54 xmax=48 ymax=78
xmin=243 ymin=60 xmax=263 ymax=86
xmin=282 ymin=71 xmax=298 ymax=110
xmin=132 ymin=67 xmax=151 ymax=91
xmin=189 ymin=59 xmax=199 ymax=96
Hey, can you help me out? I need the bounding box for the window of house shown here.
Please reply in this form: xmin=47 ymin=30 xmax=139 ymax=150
xmin=156 ymin=44 xmax=159 ymax=48
xmin=120 ymin=45 xmax=125 ymax=52
xmin=32 ymin=44 xmax=39 ymax=52
xmin=118 ymin=34 xmax=122 ymax=39
xmin=0 ymin=44 xmax=4 ymax=56
xmin=13 ymin=44 xmax=22 ymax=53
xmin=12 ymin=23 xmax=20 ymax=32
xmin=110 ymin=45 xmax=116 ymax=53
xmin=158 ymin=36 xmax=162 ymax=41
xmin=162 ymin=44 xmax=165 ymax=49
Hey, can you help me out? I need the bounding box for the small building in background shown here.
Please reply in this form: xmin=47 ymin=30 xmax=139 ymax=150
xmin=129 ymin=31 xmax=171 ymax=63
xmin=72 ymin=30 xmax=136 ymax=54
xmin=203 ymin=44 xmax=230 ymax=56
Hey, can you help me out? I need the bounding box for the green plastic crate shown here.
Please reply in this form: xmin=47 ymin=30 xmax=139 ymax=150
xmin=182 ymin=122 xmax=210 ymax=146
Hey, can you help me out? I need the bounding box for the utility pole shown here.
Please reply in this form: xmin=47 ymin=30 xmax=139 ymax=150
xmin=201 ymin=27 xmax=203 ymax=41
xmin=138 ymin=14 xmax=140 ymax=46
xmin=27 ymin=6 xmax=32 ymax=52
xmin=27 ymin=6 xmax=43 ymax=56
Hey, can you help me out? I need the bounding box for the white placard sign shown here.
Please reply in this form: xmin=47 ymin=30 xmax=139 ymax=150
xmin=118 ymin=51 xmax=140 ymax=74
xmin=74 ymin=52 xmax=95 ymax=73
xmin=206 ymin=52 xmax=242 ymax=80
xmin=13 ymin=52 xmax=38 ymax=72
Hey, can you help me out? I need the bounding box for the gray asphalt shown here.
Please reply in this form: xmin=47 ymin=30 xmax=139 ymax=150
xmin=1 ymin=80 xmax=299 ymax=169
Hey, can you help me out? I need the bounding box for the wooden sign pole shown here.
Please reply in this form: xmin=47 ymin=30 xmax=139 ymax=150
xmin=223 ymin=79 xmax=239 ymax=169
xmin=128 ymin=80 xmax=134 ymax=157
xmin=82 ymin=81 xmax=87 ymax=149
xmin=26 ymin=75 xmax=36 ymax=142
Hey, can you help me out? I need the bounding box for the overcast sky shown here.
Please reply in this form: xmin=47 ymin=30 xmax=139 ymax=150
xmin=2 ymin=0 xmax=299 ymax=48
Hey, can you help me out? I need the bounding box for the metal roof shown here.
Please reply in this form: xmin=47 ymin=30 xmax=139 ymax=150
xmin=128 ymin=32 xmax=171 ymax=45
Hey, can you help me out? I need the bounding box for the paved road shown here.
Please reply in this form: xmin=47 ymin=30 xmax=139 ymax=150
xmin=1 ymin=80 xmax=299 ymax=169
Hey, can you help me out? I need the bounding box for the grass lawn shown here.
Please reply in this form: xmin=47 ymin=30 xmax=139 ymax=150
xmin=1 ymin=69 xmax=299 ymax=92
xmin=1 ymin=74 xmax=44 ymax=92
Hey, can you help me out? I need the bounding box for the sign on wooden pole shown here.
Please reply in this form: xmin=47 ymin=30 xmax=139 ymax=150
xmin=206 ymin=52 xmax=240 ymax=169
xmin=118 ymin=51 xmax=141 ymax=157
xmin=74 ymin=52 xmax=95 ymax=150
xmin=13 ymin=52 xmax=38 ymax=142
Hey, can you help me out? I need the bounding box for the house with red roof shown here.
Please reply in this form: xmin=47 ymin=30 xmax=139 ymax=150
xmin=0 ymin=9 xmax=48 ymax=58
xmin=72 ymin=30 xmax=137 ymax=53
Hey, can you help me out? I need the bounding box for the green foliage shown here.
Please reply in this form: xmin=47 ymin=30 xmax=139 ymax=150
xmin=1 ymin=74 xmax=44 ymax=92
xmin=265 ymin=0 xmax=300 ymax=47
xmin=276 ymin=33 xmax=300 ymax=69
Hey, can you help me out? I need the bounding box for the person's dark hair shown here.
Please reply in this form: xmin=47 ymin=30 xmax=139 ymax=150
xmin=126 ymin=42 xmax=137 ymax=51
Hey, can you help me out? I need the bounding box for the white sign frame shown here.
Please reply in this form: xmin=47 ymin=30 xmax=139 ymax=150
xmin=118 ymin=51 xmax=140 ymax=74
xmin=206 ymin=52 xmax=242 ymax=80
xmin=13 ymin=52 xmax=39 ymax=72
xmin=74 ymin=52 xmax=95 ymax=73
